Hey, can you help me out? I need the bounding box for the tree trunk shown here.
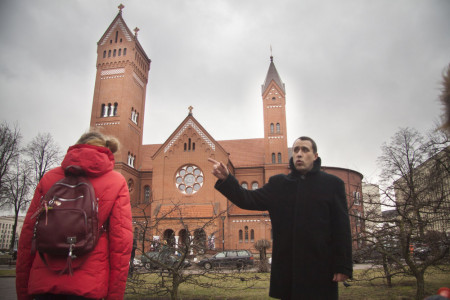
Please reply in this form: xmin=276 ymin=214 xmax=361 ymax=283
xmin=415 ymin=271 xmax=425 ymax=300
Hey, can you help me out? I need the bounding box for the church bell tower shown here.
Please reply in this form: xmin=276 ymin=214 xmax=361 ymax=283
xmin=89 ymin=5 xmax=151 ymax=173
xmin=262 ymin=55 xmax=289 ymax=178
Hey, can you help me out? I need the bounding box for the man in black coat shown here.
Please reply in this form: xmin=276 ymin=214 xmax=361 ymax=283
xmin=208 ymin=136 xmax=353 ymax=299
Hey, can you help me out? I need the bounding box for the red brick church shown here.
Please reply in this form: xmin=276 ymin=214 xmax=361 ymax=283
xmin=89 ymin=6 xmax=364 ymax=253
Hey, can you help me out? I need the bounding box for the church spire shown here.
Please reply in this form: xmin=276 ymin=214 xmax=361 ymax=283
xmin=261 ymin=55 xmax=285 ymax=95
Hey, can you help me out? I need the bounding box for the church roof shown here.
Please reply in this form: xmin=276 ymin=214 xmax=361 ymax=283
xmin=218 ymin=138 xmax=265 ymax=168
xmin=261 ymin=56 xmax=285 ymax=94
xmin=98 ymin=6 xmax=150 ymax=62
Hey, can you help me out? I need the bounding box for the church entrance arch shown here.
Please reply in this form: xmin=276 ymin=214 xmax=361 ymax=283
xmin=193 ymin=228 xmax=206 ymax=254
xmin=163 ymin=229 xmax=175 ymax=249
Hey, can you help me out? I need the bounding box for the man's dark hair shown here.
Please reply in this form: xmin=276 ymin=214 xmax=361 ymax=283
xmin=297 ymin=136 xmax=318 ymax=154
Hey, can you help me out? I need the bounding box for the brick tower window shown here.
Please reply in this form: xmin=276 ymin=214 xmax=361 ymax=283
xmin=278 ymin=153 xmax=282 ymax=163
xmin=270 ymin=123 xmax=274 ymax=134
xmin=272 ymin=153 xmax=276 ymax=163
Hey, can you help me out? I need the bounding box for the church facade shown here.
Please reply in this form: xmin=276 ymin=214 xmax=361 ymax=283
xmin=89 ymin=7 xmax=364 ymax=254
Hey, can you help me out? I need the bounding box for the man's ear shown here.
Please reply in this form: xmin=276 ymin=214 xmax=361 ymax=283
xmin=314 ymin=153 xmax=319 ymax=160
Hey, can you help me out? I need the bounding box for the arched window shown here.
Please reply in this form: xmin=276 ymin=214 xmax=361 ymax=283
xmin=278 ymin=153 xmax=282 ymax=163
xmin=144 ymin=185 xmax=151 ymax=203
xmin=272 ymin=153 xmax=276 ymax=163
xmin=184 ymin=143 xmax=187 ymax=151
xmin=244 ymin=226 xmax=249 ymax=242
xmin=115 ymin=31 xmax=118 ymax=43
xmin=108 ymin=50 xmax=111 ymax=57
xmin=124 ymin=48 xmax=127 ymax=56
xmin=103 ymin=50 xmax=106 ymax=58
xmin=250 ymin=229 xmax=254 ymax=242
xmin=192 ymin=142 xmax=195 ymax=151
xmin=107 ymin=103 xmax=112 ymax=116
xmin=270 ymin=123 xmax=274 ymax=133
xmin=241 ymin=182 xmax=248 ymax=189
xmin=239 ymin=230 xmax=243 ymax=243
xmin=101 ymin=104 xmax=105 ymax=117
xmin=118 ymin=49 xmax=122 ymax=56
xmin=252 ymin=182 xmax=259 ymax=190
xmin=113 ymin=49 xmax=116 ymax=57
xmin=113 ymin=102 xmax=118 ymax=116
xmin=276 ymin=123 xmax=280 ymax=133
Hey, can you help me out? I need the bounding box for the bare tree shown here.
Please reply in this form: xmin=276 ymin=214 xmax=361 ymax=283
xmin=24 ymin=132 xmax=62 ymax=187
xmin=2 ymin=156 xmax=32 ymax=253
xmin=0 ymin=122 xmax=22 ymax=206
xmin=357 ymin=127 xmax=449 ymax=300
xmin=127 ymin=198 xmax=263 ymax=300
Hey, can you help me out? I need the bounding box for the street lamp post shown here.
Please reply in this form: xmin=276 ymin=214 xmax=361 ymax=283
xmin=221 ymin=215 xmax=226 ymax=251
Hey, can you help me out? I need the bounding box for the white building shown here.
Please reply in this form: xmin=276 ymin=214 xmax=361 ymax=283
xmin=0 ymin=216 xmax=25 ymax=251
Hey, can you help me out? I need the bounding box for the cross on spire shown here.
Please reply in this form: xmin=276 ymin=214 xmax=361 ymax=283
xmin=118 ymin=4 xmax=124 ymax=13
xmin=134 ymin=27 xmax=140 ymax=38
xmin=188 ymin=106 xmax=194 ymax=115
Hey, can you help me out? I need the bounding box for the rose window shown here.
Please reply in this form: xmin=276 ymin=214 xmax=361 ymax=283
xmin=175 ymin=165 xmax=204 ymax=195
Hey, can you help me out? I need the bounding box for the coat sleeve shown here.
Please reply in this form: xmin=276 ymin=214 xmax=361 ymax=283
xmin=16 ymin=181 xmax=44 ymax=300
xmin=330 ymin=179 xmax=353 ymax=278
xmin=214 ymin=174 xmax=274 ymax=211
xmin=106 ymin=178 xmax=133 ymax=300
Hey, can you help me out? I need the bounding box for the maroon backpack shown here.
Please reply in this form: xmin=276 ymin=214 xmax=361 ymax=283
xmin=31 ymin=165 xmax=104 ymax=275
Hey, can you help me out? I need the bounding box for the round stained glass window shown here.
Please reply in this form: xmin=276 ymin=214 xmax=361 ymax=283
xmin=175 ymin=165 xmax=204 ymax=195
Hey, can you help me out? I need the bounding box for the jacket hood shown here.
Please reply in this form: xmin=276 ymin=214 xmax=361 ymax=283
xmin=61 ymin=144 xmax=115 ymax=177
xmin=289 ymin=156 xmax=322 ymax=178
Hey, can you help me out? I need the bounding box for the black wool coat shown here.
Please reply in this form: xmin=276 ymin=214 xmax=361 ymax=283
xmin=214 ymin=157 xmax=353 ymax=300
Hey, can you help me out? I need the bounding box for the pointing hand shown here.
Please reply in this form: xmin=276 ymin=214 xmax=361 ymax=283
xmin=208 ymin=158 xmax=229 ymax=180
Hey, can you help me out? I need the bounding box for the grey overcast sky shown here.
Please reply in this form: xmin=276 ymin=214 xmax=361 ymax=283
xmin=0 ymin=0 xmax=449 ymax=183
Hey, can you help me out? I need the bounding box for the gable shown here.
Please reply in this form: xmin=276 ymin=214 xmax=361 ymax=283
xmin=98 ymin=13 xmax=134 ymax=46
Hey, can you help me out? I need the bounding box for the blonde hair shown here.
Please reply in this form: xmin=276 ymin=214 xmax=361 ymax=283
xmin=76 ymin=131 xmax=119 ymax=154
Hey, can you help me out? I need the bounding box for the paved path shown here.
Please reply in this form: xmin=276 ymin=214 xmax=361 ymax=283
xmin=0 ymin=277 xmax=16 ymax=300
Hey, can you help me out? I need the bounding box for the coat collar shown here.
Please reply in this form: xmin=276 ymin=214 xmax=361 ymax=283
xmin=288 ymin=156 xmax=322 ymax=179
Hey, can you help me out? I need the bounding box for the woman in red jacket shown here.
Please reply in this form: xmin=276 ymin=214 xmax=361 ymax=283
xmin=16 ymin=132 xmax=133 ymax=300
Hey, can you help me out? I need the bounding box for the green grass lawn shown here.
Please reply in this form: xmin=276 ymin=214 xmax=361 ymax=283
xmin=125 ymin=266 xmax=450 ymax=299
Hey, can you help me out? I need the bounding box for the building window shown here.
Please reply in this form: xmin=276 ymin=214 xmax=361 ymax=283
xmin=272 ymin=153 xmax=276 ymax=163
xmin=113 ymin=49 xmax=116 ymax=57
xmin=175 ymin=164 xmax=204 ymax=195
xmin=128 ymin=152 xmax=136 ymax=168
xmin=131 ymin=108 xmax=138 ymax=124
xmin=108 ymin=50 xmax=111 ymax=57
xmin=144 ymin=185 xmax=151 ymax=203
xmin=115 ymin=31 xmax=118 ymax=43
xmin=278 ymin=153 xmax=282 ymax=163
xmin=124 ymin=48 xmax=127 ymax=56
xmin=250 ymin=229 xmax=254 ymax=242
xmin=118 ymin=49 xmax=122 ymax=56
xmin=113 ymin=102 xmax=118 ymax=116
xmin=239 ymin=230 xmax=243 ymax=243
xmin=353 ymin=191 xmax=361 ymax=205
xmin=244 ymin=226 xmax=249 ymax=242
xmin=241 ymin=182 xmax=248 ymax=189
xmin=252 ymin=182 xmax=259 ymax=190
xmin=272 ymin=97 xmax=276 ymax=100
xmin=276 ymin=123 xmax=280 ymax=133
xmin=101 ymin=104 xmax=105 ymax=117
xmin=127 ymin=178 xmax=134 ymax=193
xmin=103 ymin=50 xmax=106 ymax=58
xmin=270 ymin=123 xmax=274 ymax=134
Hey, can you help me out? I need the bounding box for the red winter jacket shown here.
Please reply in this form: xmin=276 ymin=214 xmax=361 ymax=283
xmin=16 ymin=144 xmax=133 ymax=300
